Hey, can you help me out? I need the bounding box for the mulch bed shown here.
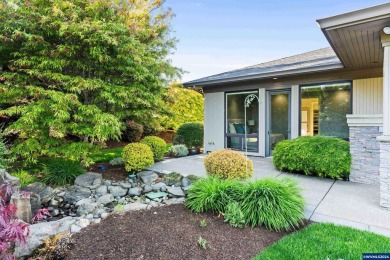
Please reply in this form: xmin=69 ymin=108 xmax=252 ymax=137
xmin=88 ymin=163 xmax=128 ymax=181
xmin=62 ymin=204 xmax=307 ymax=260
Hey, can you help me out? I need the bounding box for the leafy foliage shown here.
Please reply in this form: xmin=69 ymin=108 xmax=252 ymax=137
xmin=168 ymin=144 xmax=189 ymax=157
xmin=90 ymin=148 xmax=124 ymax=163
xmin=160 ymin=83 xmax=204 ymax=130
xmin=185 ymin=177 xmax=242 ymax=214
xmin=122 ymin=143 xmax=154 ymax=173
xmin=40 ymin=158 xmax=86 ymax=186
xmin=255 ymin=223 xmax=390 ymax=260
xmin=122 ymin=120 xmax=144 ymax=142
xmin=0 ymin=0 xmax=180 ymax=165
xmin=109 ymin=157 xmax=124 ymax=166
xmin=173 ymin=122 xmax=204 ymax=148
xmin=273 ymin=136 xmax=351 ymax=179
xmin=0 ymin=184 xmax=30 ymax=259
xmin=185 ymin=177 xmax=305 ymax=232
xmin=223 ymin=202 xmax=246 ymax=228
xmin=204 ymin=149 xmax=253 ymax=180
xmin=240 ymin=178 xmax=304 ymax=231
xmin=11 ymin=170 xmax=37 ymax=186
xmin=140 ymin=136 xmax=167 ymax=161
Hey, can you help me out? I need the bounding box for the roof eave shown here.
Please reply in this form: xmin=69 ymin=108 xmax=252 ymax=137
xmin=183 ymin=63 xmax=343 ymax=87
xmin=317 ymin=2 xmax=390 ymax=30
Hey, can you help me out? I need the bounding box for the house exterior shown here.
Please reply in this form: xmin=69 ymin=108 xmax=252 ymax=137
xmin=183 ymin=3 xmax=390 ymax=209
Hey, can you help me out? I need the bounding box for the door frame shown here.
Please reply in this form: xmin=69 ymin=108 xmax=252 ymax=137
xmin=266 ymin=89 xmax=291 ymax=157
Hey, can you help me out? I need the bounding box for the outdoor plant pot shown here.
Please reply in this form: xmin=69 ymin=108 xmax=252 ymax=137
xmin=188 ymin=148 xmax=200 ymax=155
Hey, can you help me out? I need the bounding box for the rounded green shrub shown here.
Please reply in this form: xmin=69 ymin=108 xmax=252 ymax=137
xmin=140 ymin=136 xmax=167 ymax=161
xmin=40 ymin=158 xmax=86 ymax=186
xmin=185 ymin=177 xmax=243 ymax=213
xmin=122 ymin=120 xmax=144 ymax=142
xmin=204 ymin=149 xmax=253 ymax=180
xmin=173 ymin=122 xmax=204 ymax=148
xmin=240 ymin=178 xmax=305 ymax=231
xmin=122 ymin=143 xmax=154 ymax=173
xmin=273 ymin=136 xmax=351 ymax=179
xmin=169 ymin=144 xmax=189 ymax=157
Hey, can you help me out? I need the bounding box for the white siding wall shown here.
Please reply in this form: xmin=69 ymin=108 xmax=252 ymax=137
xmin=353 ymin=77 xmax=383 ymax=114
xmin=290 ymin=85 xmax=300 ymax=139
xmin=258 ymin=88 xmax=266 ymax=157
xmin=204 ymin=92 xmax=225 ymax=153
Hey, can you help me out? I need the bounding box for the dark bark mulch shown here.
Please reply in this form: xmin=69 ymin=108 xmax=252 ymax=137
xmin=89 ymin=163 xmax=128 ymax=181
xmin=63 ymin=204 xmax=306 ymax=260
xmin=104 ymin=140 xmax=130 ymax=149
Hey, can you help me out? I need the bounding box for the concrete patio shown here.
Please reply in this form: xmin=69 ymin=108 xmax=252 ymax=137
xmin=149 ymin=155 xmax=390 ymax=237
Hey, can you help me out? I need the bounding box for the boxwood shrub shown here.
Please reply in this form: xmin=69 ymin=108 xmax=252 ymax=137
xmin=122 ymin=143 xmax=154 ymax=173
xmin=140 ymin=136 xmax=167 ymax=161
xmin=204 ymin=149 xmax=253 ymax=180
xmin=173 ymin=122 xmax=203 ymax=148
xmin=273 ymin=136 xmax=351 ymax=179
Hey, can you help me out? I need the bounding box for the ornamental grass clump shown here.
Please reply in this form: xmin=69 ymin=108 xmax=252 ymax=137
xmin=240 ymin=178 xmax=305 ymax=231
xmin=40 ymin=158 xmax=86 ymax=186
xmin=185 ymin=177 xmax=243 ymax=213
xmin=122 ymin=143 xmax=154 ymax=173
xmin=204 ymin=149 xmax=253 ymax=180
xmin=273 ymin=136 xmax=351 ymax=179
xmin=140 ymin=136 xmax=167 ymax=161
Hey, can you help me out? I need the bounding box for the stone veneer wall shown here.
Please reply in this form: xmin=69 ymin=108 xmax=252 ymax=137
xmin=349 ymin=126 xmax=382 ymax=184
xmin=379 ymin=140 xmax=390 ymax=209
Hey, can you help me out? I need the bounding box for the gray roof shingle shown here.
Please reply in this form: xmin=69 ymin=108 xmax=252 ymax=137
xmin=184 ymin=47 xmax=342 ymax=85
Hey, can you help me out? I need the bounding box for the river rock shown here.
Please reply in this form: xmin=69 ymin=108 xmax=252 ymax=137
xmin=181 ymin=178 xmax=192 ymax=187
xmin=167 ymin=186 xmax=185 ymax=197
xmin=95 ymin=185 xmax=108 ymax=196
xmin=128 ymin=187 xmax=142 ymax=196
xmin=138 ymin=171 xmax=158 ymax=184
xmin=120 ymin=182 xmax=132 ymax=189
xmin=74 ymin=172 xmax=102 ymax=189
xmin=64 ymin=185 xmax=91 ymax=204
xmin=143 ymin=185 xmax=153 ymax=193
xmin=76 ymin=202 xmax=98 ymax=216
xmin=151 ymin=182 xmax=167 ymax=192
xmin=123 ymin=202 xmax=148 ymax=211
xmin=14 ymin=216 xmax=76 ymax=258
xmin=108 ymin=186 xmax=127 ymax=197
xmin=97 ymin=194 xmax=114 ymax=206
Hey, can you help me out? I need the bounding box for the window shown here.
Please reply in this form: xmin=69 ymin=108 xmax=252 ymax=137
xmin=300 ymin=82 xmax=351 ymax=139
xmin=225 ymin=91 xmax=259 ymax=152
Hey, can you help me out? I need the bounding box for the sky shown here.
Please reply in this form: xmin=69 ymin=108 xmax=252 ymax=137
xmin=165 ymin=0 xmax=387 ymax=82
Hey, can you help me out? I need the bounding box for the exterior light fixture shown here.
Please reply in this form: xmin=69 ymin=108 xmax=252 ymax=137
xmin=273 ymin=77 xmax=278 ymax=80
xmin=383 ymin=27 xmax=390 ymax=34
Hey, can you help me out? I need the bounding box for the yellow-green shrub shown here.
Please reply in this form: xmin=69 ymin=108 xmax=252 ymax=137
xmin=140 ymin=136 xmax=167 ymax=161
xmin=204 ymin=149 xmax=253 ymax=180
xmin=122 ymin=143 xmax=154 ymax=173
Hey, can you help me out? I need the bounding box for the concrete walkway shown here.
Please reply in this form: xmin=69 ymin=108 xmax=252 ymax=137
xmin=149 ymin=155 xmax=390 ymax=237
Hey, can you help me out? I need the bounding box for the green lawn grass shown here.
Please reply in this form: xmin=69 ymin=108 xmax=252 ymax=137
xmin=255 ymin=223 xmax=390 ymax=260
xmin=90 ymin=148 xmax=124 ymax=163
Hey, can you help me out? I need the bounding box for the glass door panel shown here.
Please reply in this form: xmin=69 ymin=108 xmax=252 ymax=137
xmin=267 ymin=90 xmax=291 ymax=156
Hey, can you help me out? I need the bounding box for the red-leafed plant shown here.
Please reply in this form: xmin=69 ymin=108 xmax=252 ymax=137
xmin=0 ymin=184 xmax=51 ymax=259
xmin=0 ymin=184 xmax=31 ymax=259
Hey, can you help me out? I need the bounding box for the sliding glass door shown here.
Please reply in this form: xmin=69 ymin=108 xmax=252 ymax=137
xmin=225 ymin=91 xmax=259 ymax=152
